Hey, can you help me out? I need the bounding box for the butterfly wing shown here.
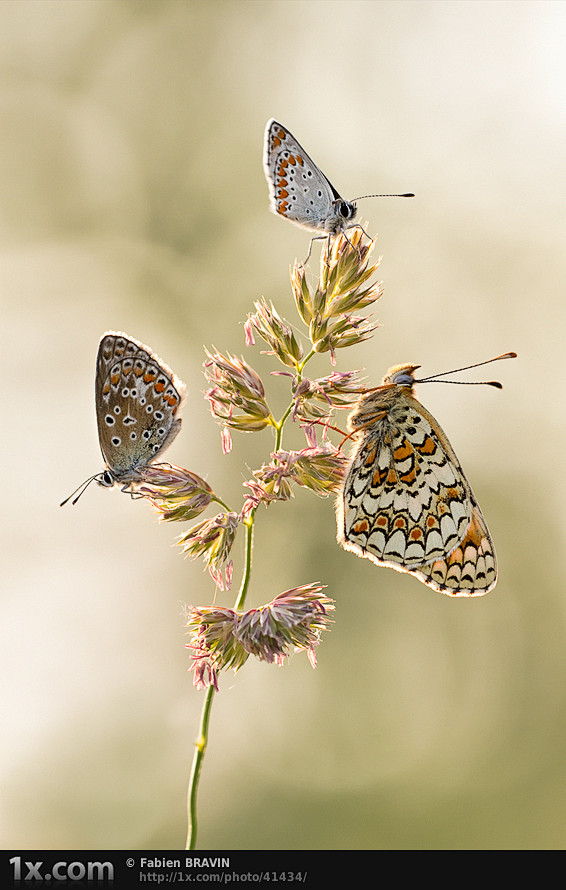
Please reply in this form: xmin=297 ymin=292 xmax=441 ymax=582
xmin=95 ymin=332 xmax=185 ymax=482
xmin=263 ymin=119 xmax=350 ymax=234
xmin=337 ymin=390 xmax=497 ymax=596
xmin=410 ymin=508 xmax=496 ymax=595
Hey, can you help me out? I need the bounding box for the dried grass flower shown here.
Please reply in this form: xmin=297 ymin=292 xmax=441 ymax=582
xmin=186 ymin=584 xmax=334 ymax=690
xmin=179 ymin=511 xmax=239 ymax=590
xmin=137 ymin=464 xmax=215 ymax=522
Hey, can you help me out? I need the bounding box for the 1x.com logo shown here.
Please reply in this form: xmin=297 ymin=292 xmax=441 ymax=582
xmin=9 ymin=856 xmax=113 ymax=881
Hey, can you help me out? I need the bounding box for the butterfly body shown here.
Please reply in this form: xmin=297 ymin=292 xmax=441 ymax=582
xmin=337 ymin=364 xmax=497 ymax=596
xmin=264 ymin=119 xmax=359 ymax=237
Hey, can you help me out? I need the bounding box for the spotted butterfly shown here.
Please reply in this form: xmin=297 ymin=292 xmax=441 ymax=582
xmin=263 ymin=118 xmax=413 ymax=261
xmin=61 ymin=332 xmax=185 ymax=505
xmin=337 ymin=355 xmax=516 ymax=595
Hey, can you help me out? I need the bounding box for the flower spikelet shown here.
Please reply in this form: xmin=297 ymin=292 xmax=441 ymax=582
xmin=291 ymin=229 xmax=383 ymax=361
xmin=204 ymin=349 xmax=272 ymax=432
xmin=185 ymin=584 xmax=335 ymax=689
xmin=179 ymin=511 xmax=239 ymax=589
xmin=251 ymin=446 xmax=347 ymax=501
xmin=247 ymin=298 xmax=304 ymax=368
xmin=137 ymin=464 xmax=214 ymax=522
xmin=292 ymin=370 xmax=366 ymax=421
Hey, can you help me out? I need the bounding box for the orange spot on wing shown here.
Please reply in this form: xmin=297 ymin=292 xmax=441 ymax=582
xmin=410 ymin=528 xmax=423 ymax=540
xmin=416 ymin=436 xmax=436 ymax=456
xmin=353 ymin=520 xmax=369 ymax=534
xmin=393 ymin=437 xmax=413 ymax=461
xmin=372 ymin=466 xmax=388 ymax=486
xmin=461 ymin=511 xmax=486 ymax=546
xmin=154 ymin=382 xmax=165 ymax=394
xmin=400 ymin=467 xmax=417 ymax=484
xmin=364 ymin=446 xmax=377 ymax=466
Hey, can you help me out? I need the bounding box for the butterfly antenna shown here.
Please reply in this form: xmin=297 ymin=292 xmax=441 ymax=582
xmin=350 ymin=193 xmax=415 ymax=201
xmin=60 ymin=474 xmax=100 ymax=507
xmin=416 ymin=352 xmax=517 ymax=388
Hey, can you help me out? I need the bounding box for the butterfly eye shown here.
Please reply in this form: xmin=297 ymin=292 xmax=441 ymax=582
xmin=392 ymin=372 xmax=415 ymax=387
xmin=338 ymin=201 xmax=356 ymax=220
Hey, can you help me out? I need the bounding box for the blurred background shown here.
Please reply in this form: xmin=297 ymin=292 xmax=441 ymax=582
xmin=1 ymin=0 xmax=565 ymax=851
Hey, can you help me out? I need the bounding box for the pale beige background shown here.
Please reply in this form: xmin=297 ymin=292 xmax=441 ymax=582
xmin=1 ymin=0 xmax=565 ymax=849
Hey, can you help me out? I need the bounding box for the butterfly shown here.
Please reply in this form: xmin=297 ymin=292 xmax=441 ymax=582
xmin=336 ymin=354 xmax=516 ymax=595
xmin=263 ymin=118 xmax=414 ymax=261
xmin=61 ymin=332 xmax=186 ymax=505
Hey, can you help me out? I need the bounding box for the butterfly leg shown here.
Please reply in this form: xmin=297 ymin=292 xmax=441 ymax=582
xmin=347 ymin=224 xmax=374 ymax=261
xmin=303 ymin=234 xmax=328 ymax=266
xmin=351 ymin=223 xmax=372 ymax=240
xmin=342 ymin=232 xmax=356 ymax=253
xmin=120 ymin=482 xmax=144 ymax=499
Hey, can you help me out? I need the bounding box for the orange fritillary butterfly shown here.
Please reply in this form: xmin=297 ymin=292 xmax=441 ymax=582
xmin=336 ymin=354 xmax=516 ymax=596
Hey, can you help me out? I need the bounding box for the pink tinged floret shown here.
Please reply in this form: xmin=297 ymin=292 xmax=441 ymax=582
xmin=244 ymin=318 xmax=256 ymax=347
xmin=304 ymin=424 xmax=318 ymax=448
xmin=221 ymin=427 xmax=232 ymax=454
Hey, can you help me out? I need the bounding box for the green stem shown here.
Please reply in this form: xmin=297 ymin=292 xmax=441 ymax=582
xmin=211 ymin=495 xmax=231 ymax=512
xmin=299 ymin=348 xmax=316 ymax=374
xmin=272 ymin=348 xmax=316 ymax=452
xmin=185 ymin=683 xmax=215 ymax=850
xmin=234 ymin=516 xmax=255 ymax=611
xmin=185 ymin=510 xmax=255 ymax=849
